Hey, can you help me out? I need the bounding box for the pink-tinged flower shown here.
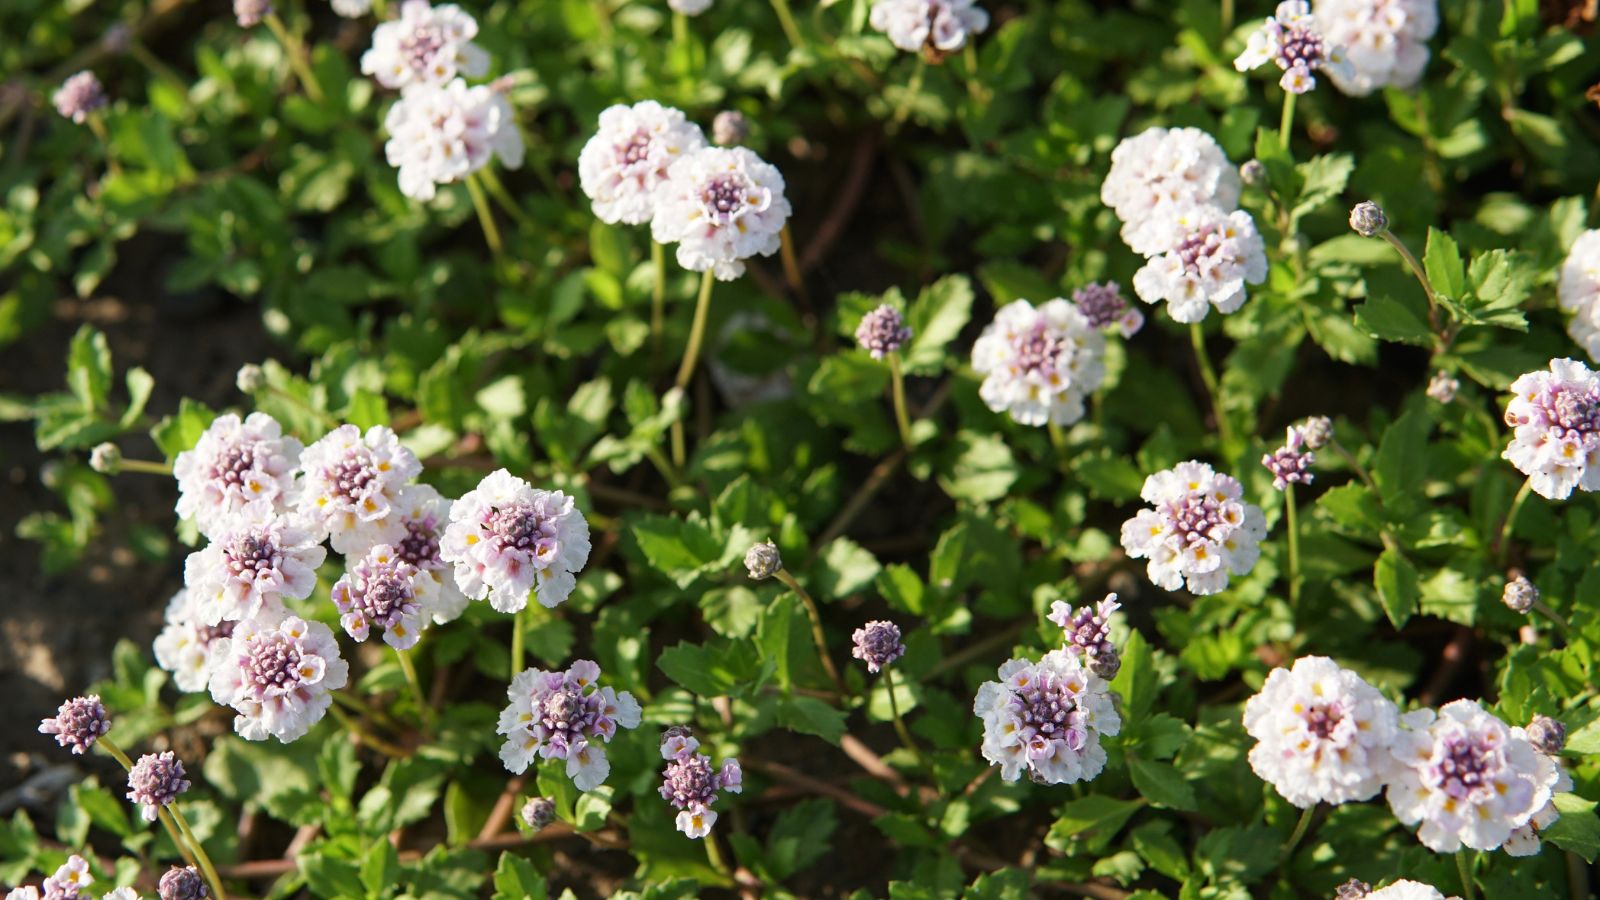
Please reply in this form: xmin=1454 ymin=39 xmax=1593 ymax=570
xmin=1242 ymin=656 xmax=1399 ymax=808
xmin=1262 ymin=426 xmax=1315 ymax=490
xmin=38 ymin=695 xmax=110 ymax=756
xmin=649 ymin=146 xmax=791 ymax=281
xmin=1071 ymin=282 xmax=1144 ymax=337
xmin=520 ymin=797 xmax=556 ymax=831
xmin=1131 ymin=206 xmax=1268 ymax=323
xmin=851 ymin=621 xmax=905 ymax=673
xmin=53 ymin=72 xmax=107 ymax=123
xmin=440 ymin=469 xmax=591 ymax=613
xmin=349 ymin=484 xmax=468 ymax=624
xmin=658 ymin=730 xmax=742 ymax=839
xmin=295 ymin=424 xmax=421 ymax=553
xmin=1234 ymin=1 xmax=1353 ymax=94
xmin=578 ymin=101 xmax=707 ymax=226
xmin=1426 ymin=370 xmax=1458 ymax=404
xmin=869 ymin=0 xmax=989 ymax=57
xmin=154 ymin=589 xmax=237 ymax=693
xmin=1120 ymin=460 xmax=1268 ymax=595
xmin=234 ymin=0 xmax=272 ymax=27
xmin=182 ymin=503 xmax=325 ymax=626
xmin=496 ymin=660 xmax=641 ymax=790
xmin=1384 ymin=699 xmax=1561 ymax=853
xmin=173 ymin=412 xmax=303 ymax=540
xmin=157 ymin=865 xmax=207 ymax=900
xmin=855 ymin=304 xmax=913 ymax=359
xmin=1313 ymin=0 xmax=1438 ymax=96
xmin=40 ymin=855 xmax=93 ymax=898
xmin=1047 ymin=593 xmax=1122 ymax=680
xmin=973 ymin=649 xmax=1120 ymax=785
xmin=971 ymin=298 xmax=1106 ymax=427
xmin=1502 ymin=358 xmax=1600 ymax=500
xmin=1365 ymin=882 xmax=1460 ymax=900
xmin=1100 ymin=127 xmax=1241 ymax=257
xmin=331 ymin=544 xmax=427 ymax=649
xmin=1558 ymin=230 xmax=1600 ymax=363
xmin=208 ymin=616 xmax=349 ymax=743
xmin=383 ymin=79 xmax=524 ymax=201
xmin=127 ymin=751 xmax=191 ymax=822
xmin=360 ymin=0 xmax=489 ymax=92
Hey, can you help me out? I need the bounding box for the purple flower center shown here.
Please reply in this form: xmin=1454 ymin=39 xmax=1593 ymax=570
xmin=1011 ymin=672 xmax=1085 ymax=751
xmin=397 ymin=517 xmax=443 ymax=570
xmin=1302 ymin=702 xmax=1344 ymax=740
xmin=1275 ymin=22 xmax=1327 ymax=70
xmin=244 ymin=635 xmax=305 ymax=691
xmin=1072 ymin=283 xmax=1127 ymax=329
xmin=211 ymin=441 xmax=260 ymax=486
xmin=354 ymin=569 xmax=415 ymax=625
xmin=486 ymin=504 xmax=557 ymax=556
xmin=1012 ymin=322 xmax=1064 ymax=378
xmin=1431 ymin=731 xmax=1502 ymax=800
xmin=1175 ymin=224 xmax=1229 ymax=274
xmin=1549 ymin=386 xmax=1600 ymax=434
xmin=1168 ymin=493 xmax=1227 ymax=548
xmin=700 ymin=173 xmax=752 ymax=225
xmin=225 ymin=529 xmax=281 ymax=577
xmin=194 ymin=619 xmax=236 ymax=646
xmin=540 ymin=685 xmax=596 ymax=735
xmin=331 ymin=453 xmax=381 ymax=505
xmin=129 ymin=752 xmax=190 ymax=809
xmin=400 ymin=24 xmax=446 ymax=74
xmin=661 ymin=753 xmax=719 ymax=810
xmin=617 ymin=129 xmax=655 ymax=167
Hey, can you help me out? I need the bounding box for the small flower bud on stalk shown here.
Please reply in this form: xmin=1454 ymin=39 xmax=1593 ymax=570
xmin=712 ymin=110 xmax=749 ymax=146
xmin=520 ymin=797 xmax=556 ymax=831
xmin=1349 ymin=201 xmax=1388 ymax=238
xmin=1525 ymin=714 xmax=1566 ymax=756
xmin=89 ymin=442 xmax=122 ymax=474
xmin=744 ymin=540 xmax=782 ymax=580
xmin=1502 ymin=574 xmax=1537 ymax=614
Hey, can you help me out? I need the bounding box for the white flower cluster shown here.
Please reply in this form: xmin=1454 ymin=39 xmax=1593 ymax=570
xmin=1312 ymin=0 xmax=1438 ymax=96
xmin=1119 ymin=460 xmax=1268 ymax=595
xmin=974 ymin=648 xmax=1121 ymax=785
xmin=579 ymin=101 xmax=707 ymax=226
xmin=1558 ymin=230 xmax=1600 ymax=362
xmin=1502 ymin=358 xmax=1600 ymax=500
xmin=383 ymin=79 xmax=524 ymax=201
xmin=439 ymin=468 xmax=592 ymax=613
xmin=1235 ymin=1 xmax=1353 ymax=94
xmin=361 ymin=0 xmax=488 ymax=92
xmin=868 ymin=0 xmax=990 ymax=57
xmin=1100 ymin=128 xmax=1265 ymax=322
xmin=970 ymin=298 xmax=1107 ymax=428
xmin=1367 ymin=882 xmax=1460 ymax=900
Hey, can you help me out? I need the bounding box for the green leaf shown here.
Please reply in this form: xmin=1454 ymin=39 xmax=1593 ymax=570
xmin=764 ymin=798 xmax=837 ymax=879
xmin=151 ymin=398 xmax=217 ymax=461
xmin=1354 ymin=296 xmax=1433 ymax=346
xmin=778 ymin=696 xmax=847 ymax=744
xmin=1127 ymin=757 xmax=1198 ymax=811
xmin=1545 ymin=794 xmax=1600 ymax=862
xmin=1291 ymin=153 xmax=1353 ymax=219
xmin=1422 ymin=228 xmax=1465 ymax=302
xmin=810 ymin=537 xmax=881 ymax=600
xmin=492 ymin=850 xmax=548 ymax=900
xmin=1566 ymin=718 xmax=1600 ymax=755
xmin=938 ymin=431 xmax=1019 ymax=503
xmin=1374 ymin=547 xmax=1420 ymax=629
xmin=66 ymin=325 xmax=112 ymax=412
xmin=903 ymin=275 xmax=974 ymax=375
xmin=360 ymin=839 xmax=400 ymax=897
xmin=1373 ymin=409 xmax=1429 ymax=505
xmin=120 ymin=368 xmax=155 ymax=429
xmin=1046 ymin=795 xmax=1141 ymax=853
xmin=299 ymin=853 xmax=365 ymax=899
xmin=345 ymin=388 xmax=390 ymax=430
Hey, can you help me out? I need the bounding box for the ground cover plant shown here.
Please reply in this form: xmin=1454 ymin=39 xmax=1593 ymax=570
xmin=3 ymin=0 xmax=1600 ymax=897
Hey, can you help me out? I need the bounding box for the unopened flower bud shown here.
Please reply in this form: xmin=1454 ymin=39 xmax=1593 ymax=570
xmin=1502 ymin=574 xmax=1537 ymax=614
xmin=235 ymin=363 xmax=266 ymax=393
xmin=89 ymin=442 xmax=122 ymax=474
xmin=1240 ymin=159 xmax=1267 ymax=186
xmin=1525 ymin=714 xmax=1566 ymax=756
xmin=521 ymin=796 xmax=556 ymax=831
xmin=1425 ymin=370 xmax=1458 ymax=404
xmin=1334 ymin=879 xmax=1371 ymax=900
xmin=1299 ymin=416 xmax=1333 ymax=451
xmin=712 ymin=110 xmax=749 ymax=146
xmin=158 ymin=865 xmax=208 ymax=900
xmin=1349 ymin=201 xmax=1388 ymax=238
xmin=234 ymin=0 xmax=273 ymax=27
xmin=744 ymin=540 xmax=782 ymax=580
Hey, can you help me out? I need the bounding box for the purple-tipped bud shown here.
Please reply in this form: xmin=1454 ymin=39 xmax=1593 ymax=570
xmin=38 ymin=695 xmax=110 ymax=755
xmin=1048 ymin=594 xmax=1122 ymax=680
xmin=1298 ymin=416 xmax=1333 ymax=451
xmin=234 ymin=0 xmax=273 ymax=27
xmin=855 ymin=305 xmax=913 ymax=360
xmin=1349 ymin=201 xmax=1387 ymax=238
xmin=744 ymin=540 xmax=782 ymax=580
xmin=1240 ymin=159 xmax=1267 ymax=187
xmin=1071 ymin=282 xmax=1143 ymax=337
xmin=1526 ymin=714 xmax=1566 ymax=756
xmin=712 ymin=110 xmax=749 ymax=146
xmin=1426 ymin=370 xmax=1459 ymax=404
xmin=53 ymin=72 xmax=107 ymax=124
xmin=1502 ymin=575 xmax=1537 ymax=614
xmin=1333 ymin=879 xmax=1371 ymax=900
xmin=1261 ymin=426 xmax=1315 ymax=491
xmin=157 ymin=866 xmax=208 ymax=900
xmin=851 ymin=620 xmax=905 ymax=674
xmin=520 ymin=797 xmax=556 ymax=831
xmin=127 ymin=751 xmax=191 ymax=822
xmin=89 ymin=443 xmax=122 ymax=474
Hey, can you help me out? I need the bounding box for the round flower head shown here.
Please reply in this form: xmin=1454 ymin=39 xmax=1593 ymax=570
xmin=1313 ymin=0 xmax=1438 ymax=96
xmin=1502 ymin=358 xmax=1600 ymax=500
xmin=89 ymin=442 xmax=121 ymax=474
xmin=1384 ymin=699 xmax=1561 ymax=853
xmin=40 ymin=856 xmax=92 ymax=898
xmin=1300 ymin=415 xmax=1334 ymax=450
xmin=173 ymin=412 xmax=303 ymax=540
xmin=1234 ymin=0 xmax=1353 ymax=94
xmin=1242 ymin=656 xmax=1400 ymax=808
xmin=1131 ymin=206 xmax=1268 ymax=323
xmin=1501 ymin=574 xmax=1536 ymax=614
xmin=1120 ymin=460 xmax=1269 ymax=595
xmin=1047 ymin=593 xmax=1122 ymax=680
xmin=578 ymin=101 xmax=707 ymax=226
xmin=38 ymin=695 xmax=110 ymax=756
xmin=183 ymin=503 xmax=326 ymax=626
xmin=851 ymin=621 xmax=905 ymax=674
xmin=360 ymin=0 xmax=489 ymax=91
xmin=668 ymin=0 xmax=713 ymax=13
xmin=974 ymin=649 xmax=1121 ymax=785
xmin=1558 ymin=230 xmax=1600 ymax=362
xmin=234 ymin=0 xmax=272 ymax=26
xmin=649 ymin=146 xmax=792 ymax=281
xmin=1349 ymin=200 xmax=1389 ymax=237
xmin=1262 ymin=426 xmax=1315 ymax=490
xmin=155 ymin=589 xmax=237 ymax=693
xmin=1365 ymin=882 xmax=1459 ymax=900
xmin=235 ymin=364 xmax=265 ymax=394
xmin=869 ymin=0 xmax=990 ymax=59
xmin=331 ymin=544 xmax=428 ymax=649
xmin=496 ymin=660 xmax=641 ymax=790
xmin=658 ymin=731 xmax=742 ymax=839
xmin=712 ymin=110 xmax=748 ymax=146
xmin=383 ymin=79 xmax=524 ymax=202
xmin=1425 ymin=370 xmax=1458 ymax=404
xmin=4 ymin=888 xmax=38 ymax=900
xmin=207 ymin=616 xmax=349 ymax=743
xmin=744 ymin=540 xmax=782 ymax=580
xmin=440 ymin=469 xmax=591 ymax=613
xmin=971 ymin=298 xmax=1107 ymax=427
xmin=1071 ymin=282 xmax=1144 ymax=337
xmin=331 ymin=0 xmax=373 ymax=16
xmin=1525 ymin=715 xmax=1566 ymax=756
xmin=855 ymin=304 xmax=913 ymax=359
xmin=157 ymin=866 xmax=207 ymax=900
xmin=1100 ymin=127 xmax=1242 ymax=257
xmin=53 ymin=71 xmax=107 ymax=124
xmin=127 ymin=751 xmax=191 ymax=822
xmin=350 ymin=483 xmax=468 ymax=624
xmin=521 ymin=797 xmax=556 ymax=831
xmin=295 ymin=424 xmax=421 ymax=553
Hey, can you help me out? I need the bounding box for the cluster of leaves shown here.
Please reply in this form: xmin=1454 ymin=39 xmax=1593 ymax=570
xmin=4 ymin=0 xmax=1600 ymax=898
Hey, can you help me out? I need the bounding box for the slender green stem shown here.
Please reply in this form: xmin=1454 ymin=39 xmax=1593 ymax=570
xmin=330 ymin=688 xmax=401 ymax=730
xmin=511 ymin=608 xmax=526 ymax=677
xmin=779 ymin=225 xmax=807 ymax=302
xmin=1532 ymin=599 xmax=1575 ymax=640
xmin=465 ymin=172 xmax=505 ymax=258
xmin=888 ymin=352 xmax=913 ymax=450
xmin=476 ymin=166 xmax=530 ymax=225
xmin=1497 ymin=478 xmax=1534 ymax=564
xmin=1189 ymin=322 xmax=1233 ymax=450
xmin=1047 ymin=422 xmax=1067 ymax=454
xmin=768 ymin=0 xmax=806 ymax=51
xmin=98 ymin=735 xmax=134 ymax=771
xmin=119 ymin=458 xmax=174 ymax=475
xmin=169 ymin=803 xmax=227 ymax=900
xmin=644 ymin=445 xmax=685 ymax=490
xmin=650 ymin=241 xmax=667 ymax=347
xmin=889 ymin=59 xmax=926 ymax=132
xmin=1456 ymin=851 xmax=1478 ymax=900
xmin=774 ymin=569 xmax=844 ymax=695
xmin=1279 ymin=91 xmax=1296 ymax=154
xmin=159 ymin=807 xmax=200 ymax=868
xmin=101 ymin=739 xmax=197 ymax=869
xmin=704 ymin=831 xmax=733 ymax=878
xmin=327 ymin=705 xmax=410 ymax=759
xmin=883 ymin=666 xmax=925 ymax=767
xmin=1379 ymin=230 xmax=1442 ymax=333
xmin=85 ymin=114 xmax=122 ymax=177
xmin=396 ymin=648 xmax=433 ymax=733
xmin=263 ymin=13 xmax=326 ymax=103
xmin=670 ymin=270 xmax=716 ymax=468
xmin=1328 ymin=438 xmax=1376 ymax=490
xmin=1282 ymin=804 xmax=1316 ymax=860
xmin=1220 ymin=0 xmax=1234 ymax=35
xmin=1285 ymin=485 xmax=1301 ymax=611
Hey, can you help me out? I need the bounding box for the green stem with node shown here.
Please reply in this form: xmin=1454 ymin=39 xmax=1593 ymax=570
xmin=1189 ymin=322 xmax=1233 ymax=450
xmin=1377 ymin=229 xmax=1442 ymax=335
xmin=768 ymin=0 xmax=806 ymax=52
xmin=883 ymin=666 xmax=925 ymax=768
xmin=396 ymin=647 xmax=433 ymax=734
xmin=263 ymin=13 xmax=325 ymax=103
xmin=465 ymin=172 xmax=505 ymax=259
xmin=888 ymin=352 xmax=913 ymax=450
xmin=774 ymin=569 xmax=844 ymax=696
xmin=670 ymin=270 xmax=716 ymax=468
xmin=100 ymin=739 xmax=201 ymax=874
xmin=120 ymin=458 xmax=174 ymax=476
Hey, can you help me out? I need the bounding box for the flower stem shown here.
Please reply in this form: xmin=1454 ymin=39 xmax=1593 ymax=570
xmin=119 ymin=458 xmax=174 ymax=475
xmin=779 ymin=225 xmax=807 ymax=303
xmin=85 ymin=114 xmax=122 ymax=177
xmin=883 ymin=666 xmax=925 ymax=767
xmin=465 ymin=172 xmax=505 ymax=259
xmin=1220 ymin=0 xmax=1234 ymax=34
xmin=704 ymin=830 xmax=733 ymax=877
xmin=1189 ymin=322 xmax=1233 ymax=450
xmin=1496 ymin=478 xmax=1533 ymax=564
xmin=1278 ymin=90 xmax=1296 ymax=154
xmin=888 ymin=352 xmax=914 ymax=450
xmin=768 ymin=0 xmax=806 ymax=52
xmin=327 ymin=704 xmax=410 ymax=759
xmin=395 ymin=647 xmax=433 ymax=734
xmin=1378 ymin=230 xmax=1442 ymax=334
xmin=1532 ymin=599 xmax=1575 ymax=640
xmin=475 ymin=166 xmax=530 ymax=225
xmin=670 ymin=270 xmax=716 ymax=468
xmin=1456 ymin=851 xmax=1478 ymax=900
xmin=169 ymin=803 xmax=227 ymax=900
xmin=1285 ymin=485 xmax=1301 ymax=611
xmin=510 ymin=607 xmax=526 ymax=678
xmin=1282 ymin=804 xmax=1316 ymax=860
xmin=774 ymin=569 xmax=844 ymax=695
xmin=1329 ymin=438 xmax=1377 ymax=490
xmin=263 ymin=13 xmax=325 ymax=103
xmin=100 ymin=739 xmax=198 ymax=870
xmin=650 ymin=241 xmax=668 ymax=348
